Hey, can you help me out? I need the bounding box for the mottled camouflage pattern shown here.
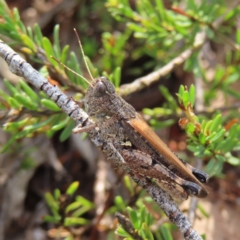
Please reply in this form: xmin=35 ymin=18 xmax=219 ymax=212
xmin=74 ymin=77 xmax=209 ymax=199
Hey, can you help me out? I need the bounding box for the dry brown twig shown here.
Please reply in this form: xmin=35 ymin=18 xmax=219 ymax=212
xmin=120 ymin=31 xmax=206 ymax=96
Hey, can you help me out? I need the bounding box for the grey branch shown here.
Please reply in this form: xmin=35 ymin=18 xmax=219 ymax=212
xmin=0 ymin=40 xmax=203 ymax=240
xmin=120 ymin=31 xmax=206 ymax=96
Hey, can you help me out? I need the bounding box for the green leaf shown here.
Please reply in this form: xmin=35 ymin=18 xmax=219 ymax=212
xmin=22 ymin=116 xmax=55 ymax=134
xmin=209 ymin=114 xmax=222 ymax=133
xmin=160 ymin=224 xmax=173 ymax=240
xmin=54 ymin=189 xmax=61 ymax=201
xmin=159 ymin=85 xmax=177 ymax=110
xmin=203 ymin=120 xmax=213 ymax=135
xmin=150 ymin=119 xmax=175 ymax=129
xmin=71 ymin=204 xmax=93 ymax=218
xmin=197 ymin=203 xmax=210 ymax=218
xmin=182 ymin=91 xmax=189 ymax=108
xmin=13 ymin=8 xmax=20 ymax=24
xmin=202 ymin=234 xmax=206 ymax=240
xmin=64 ymin=217 xmax=88 ymax=226
xmin=142 ymin=222 xmax=154 ymax=240
xmin=189 ymin=84 xmax=195 ymax=106
xmin=226 ymin=152 xmax=240 ymax=166
xmin=41 ymin=99 xmax=60 ymax=111
xmin=127 ymin=207 xmax=139 ymax=229
xmin=61 ymin=45 xmax=70 ymax=64
xmin=114 ymin=196 xmax=126 ymax=212
xmin=43 ymin=215 xmax=61 ymax=224
xmin=14 ymin=93 xmax=38 ymax=110
xmin=19 ymin=80 xmax=39 ymax=102
xmin=205 ymin=158 xmax=223 ymax=177
xmin=178 ymin=85 xmax=184 ymax=97
xmin=199 ymin=132 xmax=206 ymax=145
xmin=4 ymin=79 xmax=18 ymax=95
xmin=219 ymin=137 xmax=238 ymax=152
xmin=236 ymin=29 xmax=240 ymax=45
xmin=27 ymin=26 xmax=33 ymax=40
xmin=33 ymin=23 xmax=43 ymax=46
xmin=209 ymin=128 xmax=225 ymax=143
xmin=45 ymin=192 xmax=59 ymax=212
xmin=0 ymin=89 xmax=10 ymax=100
xmin=60 ymin=120 xmax=75 ymax=142
xmin=66 ymin=181 xmax=79 ymax=196
xmin=215 ymin=154 xmax=225 ymax=162
xmin=115 ymin=226 xmax=131 ymax=238
xmin=8 ymin=97 xmax=21 ymax=109
xmin=21 ymin=34 xmax=36 ymax=51
xmin=153 ymin=107 xmax=173 ymax=116
xmin=225 ymin=87 xmax=240 ymax=99
xmin=52 ymin=117 xmax=70 ymax=131
xmin=140 ymin=207 xmax=146 ymax=224
xmin=3 ymin=118 xmax=29 ymax=132
xmin=42 ymin=37 xmax=55 ymax=64
xmin=75 ymin=196 xmax=94 ymax=207
xmin=53 ymin=24 xmax=61 ymax=58
xmin=185 ymin=122 xmax=195 ymax=133
xmin=144 ymin=210 xmax=151 ymax=226
xmin=124 ymin=175 xmax=134 ymax=195
xmin=65 ymin=201 xmax=82 ymax=213
xmin=113 ymin=67 xmax=121 ymax=88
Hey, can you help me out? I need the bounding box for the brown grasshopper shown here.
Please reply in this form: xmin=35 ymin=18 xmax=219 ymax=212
xmin=72 ymin=76 xmax=209 ymax=200
xmin=53 ymin=32 xmax=209 ymax=200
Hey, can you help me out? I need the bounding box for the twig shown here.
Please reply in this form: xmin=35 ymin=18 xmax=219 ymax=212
xmin=0 ymin=40 xmax=203 ymax=240
xmin=120 ymin=31 xmax=206 ymax=96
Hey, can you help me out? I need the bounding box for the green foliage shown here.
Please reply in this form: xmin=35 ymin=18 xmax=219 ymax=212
xmin=0 ymin=2 xmax=99 ymax=91
xmin=106 ymin=0 xmax=237 ymax=61
xmin=144 ymin=82 xmax=240 ymax=178
xmin=0 ymin=79 xmax=75 ymax=152
xmin=115 ymin=201 xmax=155 ymax=239
xmin=101 ymin=29 xmax=131 ymax=73
xmin=114 ymin=192 xmax=178 ymax=240
xmin=177 ymin=86 xmax=240 ymax=177
xmin=110 ymin=176 xmax=177 ymax=239
xmin=44 ymin=182 xmax=94 ymax=239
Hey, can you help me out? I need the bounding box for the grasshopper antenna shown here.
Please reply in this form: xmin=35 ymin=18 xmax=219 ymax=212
xmin=51 ymin=56 xmax=93 ymax=87
xmin=73 ymin=28 xmax=95 ymax=82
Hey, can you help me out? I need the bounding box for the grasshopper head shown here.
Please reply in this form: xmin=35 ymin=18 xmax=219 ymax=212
xmin=84 ymin=76 xmax=117 ymax=117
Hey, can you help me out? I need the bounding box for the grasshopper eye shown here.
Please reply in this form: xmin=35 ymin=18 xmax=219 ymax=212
xmin=94 ymin=81 xmax=107 ymax=97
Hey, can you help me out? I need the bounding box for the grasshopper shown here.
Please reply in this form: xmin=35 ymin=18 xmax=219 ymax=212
xmin=72 ymin=77 xmax=209 ymax=200
xmin=53 ymin=31 xmax=209 ymax=200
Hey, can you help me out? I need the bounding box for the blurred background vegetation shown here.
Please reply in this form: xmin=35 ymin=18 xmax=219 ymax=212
xmin=0 ymin=0 xmax=240 ymax=239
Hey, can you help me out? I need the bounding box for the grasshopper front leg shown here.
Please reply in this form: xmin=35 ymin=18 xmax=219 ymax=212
xmin=73 ymin=122 xmax=97 ymax=133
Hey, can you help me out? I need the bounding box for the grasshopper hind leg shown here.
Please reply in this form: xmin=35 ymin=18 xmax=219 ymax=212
xmin=154 ymin=162 xmax=206 ymax=198
xmin=179 ymin=158 xmax=210 ymax=183
xmin=192 ymin=169 xmax=209 ymax=183
xmin=121 ymin=149 xmax=206 ymax=199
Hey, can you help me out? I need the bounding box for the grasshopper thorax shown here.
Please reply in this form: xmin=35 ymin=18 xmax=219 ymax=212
xmin=84 ymin=76 xmax=136 ymax=120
